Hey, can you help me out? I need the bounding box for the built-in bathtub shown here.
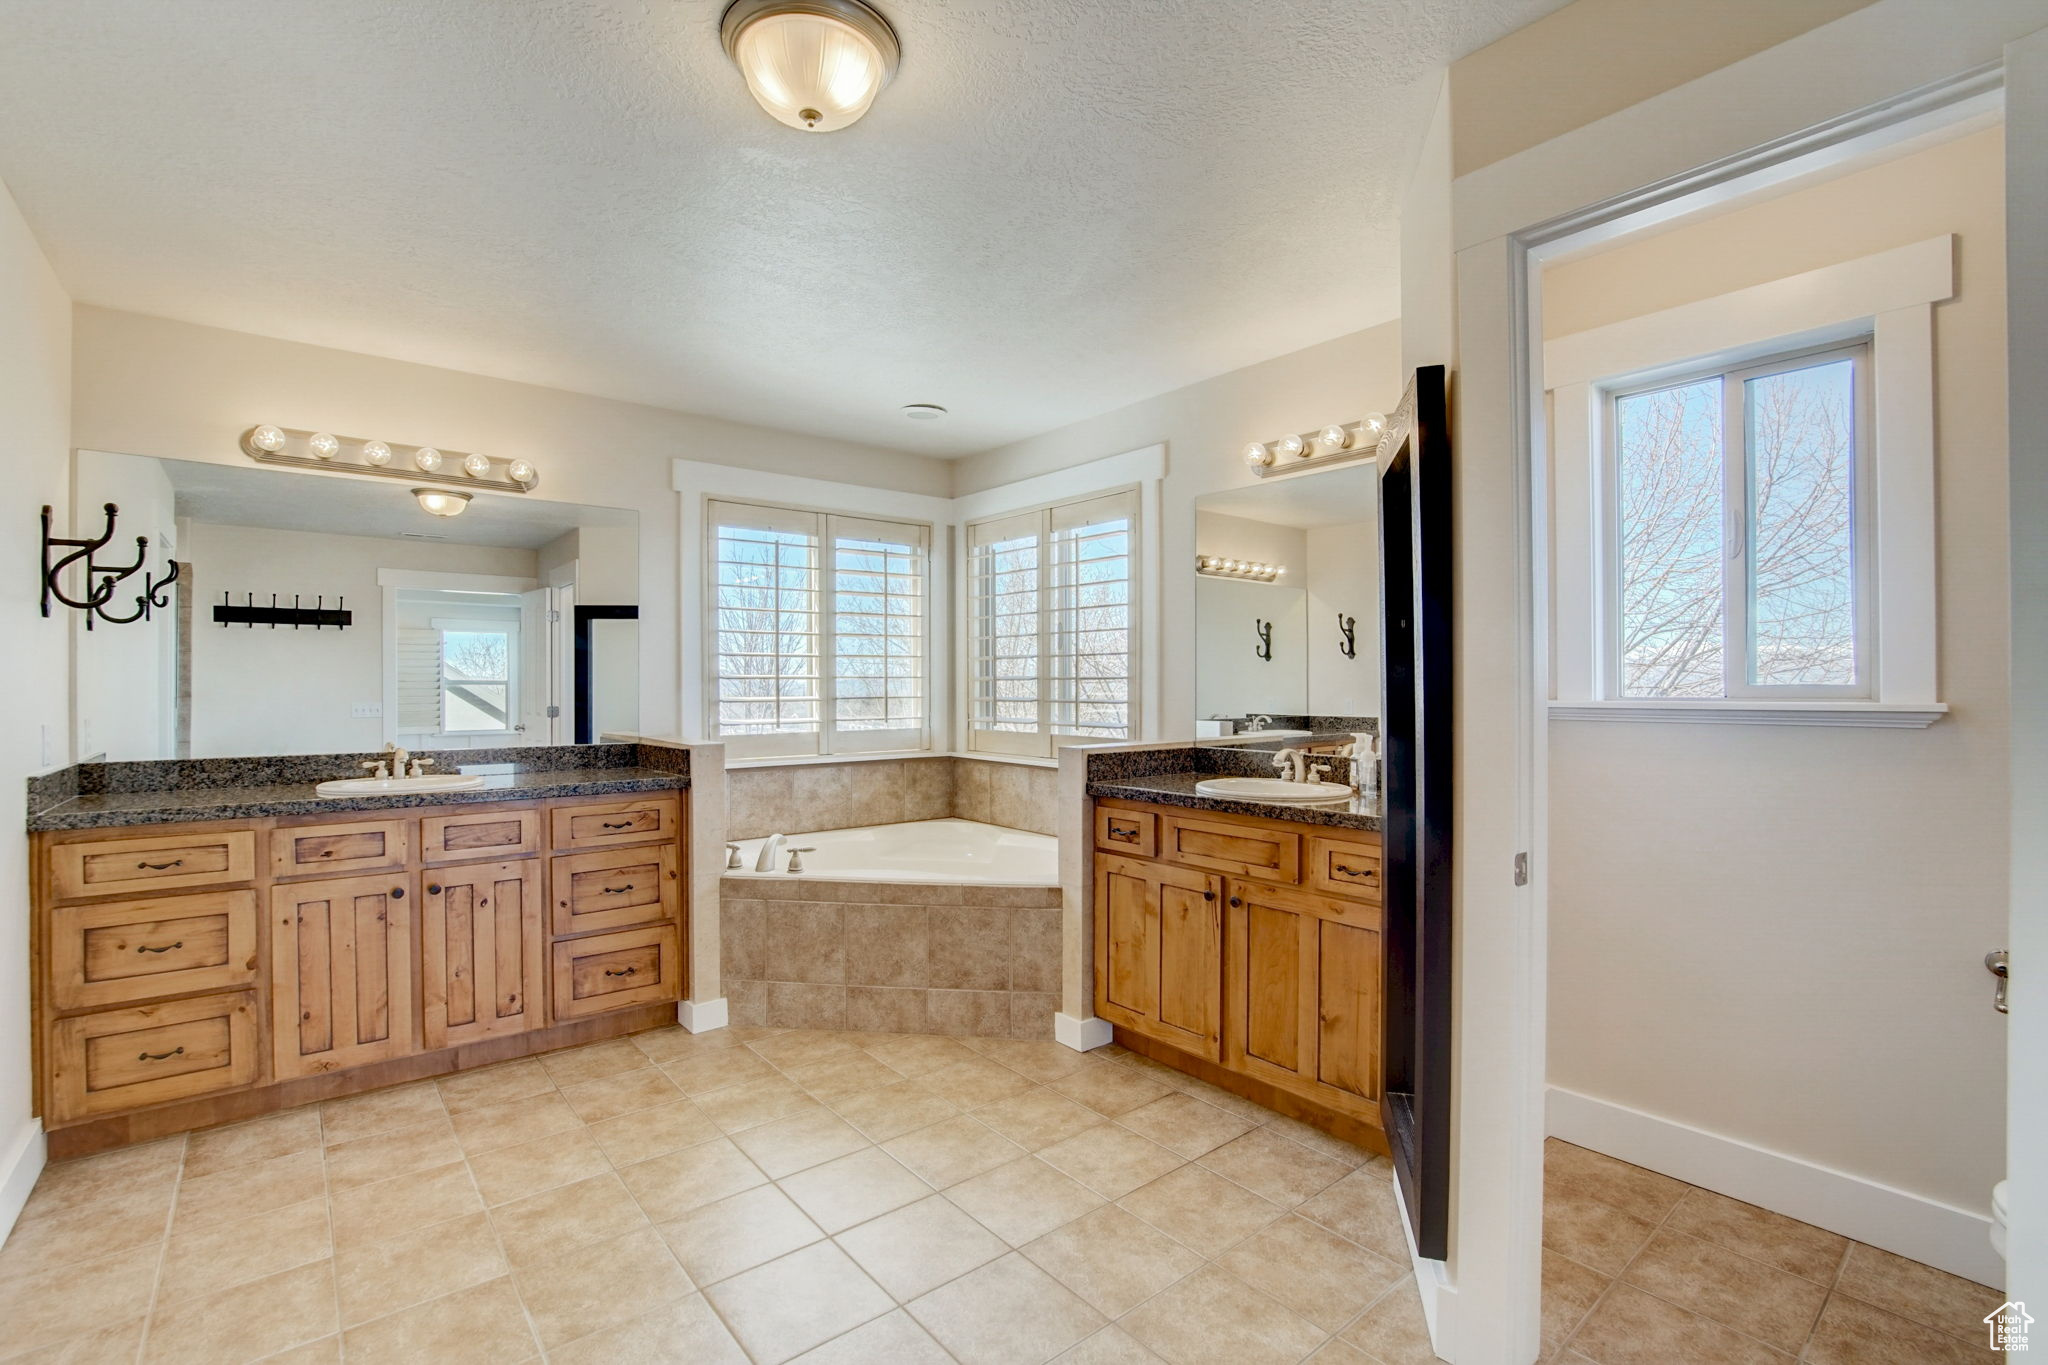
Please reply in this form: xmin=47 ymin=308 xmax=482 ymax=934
xmin=720 ymin=818 xmax=1062 ymax=1038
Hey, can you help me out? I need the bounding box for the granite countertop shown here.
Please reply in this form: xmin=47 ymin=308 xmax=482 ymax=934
xmin=29 ymin=765 xmax=689 ymax=832
xmin=1088 ymin=770 xmax=1381 ymax=833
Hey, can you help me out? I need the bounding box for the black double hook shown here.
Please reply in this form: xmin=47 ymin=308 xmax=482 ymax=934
xmin=1337 ymin=613 xmax=1357 ymax=659
xmin=40 ymin=503 xmax=181 ymax=631
xmin=1255 ymin=619 xmax=1273 ymax=661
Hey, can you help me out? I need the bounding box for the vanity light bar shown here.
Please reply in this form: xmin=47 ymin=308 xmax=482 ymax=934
xmin=1241 ymin=412 xmax=1388 ymax=478
xmin=241 ymin=425 xmax=539 ymax=494
xmin=1195 ymin=555 xmax=1286 ymax=582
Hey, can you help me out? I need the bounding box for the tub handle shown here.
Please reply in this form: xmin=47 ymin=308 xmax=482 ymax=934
xmin=786 ymin=847 xmax=817 ymax=875
xmin=725 ymin=843 xmax=743 ymax=870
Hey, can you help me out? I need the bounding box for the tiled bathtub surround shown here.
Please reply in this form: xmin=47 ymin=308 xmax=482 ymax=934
xmin=726 ymin=757 xmax=1060 ymax=841
xmin=723 ymin=880 xmax=1063 ymax=1039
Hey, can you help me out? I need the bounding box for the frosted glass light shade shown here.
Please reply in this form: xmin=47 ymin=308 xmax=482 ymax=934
xmin=413 ymin=488 xmax=471 ymax=518
xmin=721 ymin=0 xmax=900 ymax=133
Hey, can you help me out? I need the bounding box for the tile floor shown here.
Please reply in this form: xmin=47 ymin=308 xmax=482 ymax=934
xmin=0 ymin=1024 xmax=2003 ymax=1365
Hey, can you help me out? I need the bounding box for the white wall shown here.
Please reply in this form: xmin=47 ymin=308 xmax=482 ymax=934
xmin=0 ymin=178 xmax=70 ymax=1233
xmin=71 ymin=451 xmax=175 ymax=761
xmin=954 ymin=324 xmax=1404 ymax=736
xmin=1305 ymin=522 xmax=1379 ymax=717
xmin=70 ymin=307 xmax=948 ymax=742
xmin=183 ymin=522 xmax=535 ymax=757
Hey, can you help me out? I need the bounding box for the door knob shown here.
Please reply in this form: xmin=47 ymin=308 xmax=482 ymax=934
xmin=1987 ymin=950 xmax=2009 ymax=1015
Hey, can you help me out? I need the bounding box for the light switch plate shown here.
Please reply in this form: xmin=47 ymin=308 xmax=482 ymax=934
xmin=351 ymin=702 xmax=384 ymax=718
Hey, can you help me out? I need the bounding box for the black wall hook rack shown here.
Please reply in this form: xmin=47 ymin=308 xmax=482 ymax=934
xmin=1254 ymin=618 xmax=1274 ymax=661
xmin=213 ymin=592 xmax=352 ymax=630
xmin=40 ymin=503 xmax=181 ymax=630
xmin=1337 ymin=612 xmax=1358 ymax=658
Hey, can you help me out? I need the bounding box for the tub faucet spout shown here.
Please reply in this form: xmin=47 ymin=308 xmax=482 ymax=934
xmin=753 ymin=834 xmax=786 ymax=873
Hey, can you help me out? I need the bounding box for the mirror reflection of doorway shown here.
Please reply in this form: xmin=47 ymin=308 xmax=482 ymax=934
xmin=391 ymin=586 xmax=561 ymax=747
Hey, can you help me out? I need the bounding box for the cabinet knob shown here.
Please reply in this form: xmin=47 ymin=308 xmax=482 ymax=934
xmin=389 ymin=887 xmax=405 ymax=899
xmin=426 ymin=884 xmax=441 ymax=895
xmin=1229 ymin=896 xmax=1243 ymax=908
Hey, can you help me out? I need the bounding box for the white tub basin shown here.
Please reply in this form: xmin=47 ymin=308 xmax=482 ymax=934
xmin=1194 ymin=777 xmax=1354 ymax=803
xmin=315 ymin=773 xmax=490 ymax=798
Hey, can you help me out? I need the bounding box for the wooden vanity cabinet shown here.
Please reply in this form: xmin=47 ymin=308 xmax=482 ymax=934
xmin=1093 ymin=854 xmax=1224 ymax=1061
xmin=270 ymin=871 xmax=416 ymax=1078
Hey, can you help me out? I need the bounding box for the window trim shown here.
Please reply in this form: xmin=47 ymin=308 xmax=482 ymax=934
xmin=428 ymin=615 xmax=519 ymax=739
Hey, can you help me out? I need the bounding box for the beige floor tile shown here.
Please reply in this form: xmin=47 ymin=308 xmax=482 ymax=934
xmin=909 ymin=1252 xmax=1106 ymax=1365
xmin=1050 ymin=1060 xmax=1173 ymax=1116
xmin=858 ymin=1033 xmax=980 ymax=1077
xmin=173 ymin=1145 xmax=326 ymax=1231
xmin=659 ymin=1184 xmax=825 ymax=1284
xmin=1054 ymin=1324 xmax=1170 ymax=1364
xmin=1170 ymin=1078 xmax=1277 ymax=1124
xmin=182 ymin=1108 xmax=322 ymax=1178
xmin=1260 ymin=1114 xmax=1379 ymax=1169
xmin=142 ymin=1259 xmax=338 ymax=1365
xmin=696 ymin=1076 xmax=826 ymax=1133
xmin=1305 ymin=1341 xmax=1376 ymax=1365
xmin=1542 ymin=1250 xmax=1612 ymax=1348
xmin=1218 ymin=1214 xmax=1408 ymax=1331
xmin=1545 ymin=1139 xmax=1689 ymax=1224
xmin=323 ymin=1115 xmax=464 ymax=1192
xmin=1038 ymin=1122 xmax=1185 ymax=1200
xmin=1117 ymin=1163 xmax=1284 ymax=1257
xmin=1541 ymin=1183 xmax=1659 ymax=1277
xmin=973 ymin=1038 xmax=1098 ymax=1084
xmin=249 ymin=1336 xmax=341 ymax=1365
xmin=663 ymin=1045 xmax=780 ymax=1095
xmin=435 ymin=1055 xmax=555 ymax=1113
xmin=1801 ymin=1292 xmax=1993 ymax=1364
xmin=332 ymin=1208 xmax=507 ymax=1326
xmin=619 ymin=1136 xmax=769 ymax=1222
xmin=1622 ymin=1228 xmax=1828 ymax=1352
xmin=341 ymin=1275 xmax=539 ymax=1364
xmin=319 ymin=1080 xmax=446 ymax=1145
xmin=1664 ymin=1188 xmax=1849 ymax=1284
xmin=778 ymin=1147 xmax=934 ymax=1234
xmin=467 ymin=1125 xmax=612 ymax=1206
xmin=751 ymin=1029 xmax=867 ymax=1071
xmin=24 ymin=1139 xmax=183 ymax=1218
xmin=793 ymin=1308 xmax=953 ymax=1363
xmin=947 ymin=1155 xmax=1105 ymax=1245
xmin=1115 ymin=1091 xmax=1255 ymax=1159
xmin=1299 ymin=1165 xmax=1416 ymax=1262
xmin=0 ymin=1181 xmax=172 ymax=1280
xmin=587 ymin=1098 xmax=723 ymax=1166
xmin=1567 ymin=1281 xmax=1791 ymax=1364
xmin=0 ymin=1245 xmax=160 ymax=1357
xmin=1341 ymin=1278 xmax=1440 ymax=1365
xmin=1119 ymin=1263 xmax=1324 ymax=1365
xmin=447 ymin=1091 xmax=582 ymax=1157
xmin=515 ymin=1226 xmax=694 ymax=1348
xmin=835 ymin=1194 xmax=1010 ymax=1300
xmin=547 ymin=1292 xmax=750 ymax=1365
xmin=783 ymin=1052 xmax=912 ymax=1102
xmin=1197 ymin=1125 xmax=1354 ymax=1208
xmin=632 ymin=1023 xmax=744 ymax=1065
xmin=973 ymin=1086 xmax=1107 ymax=1151
xmin=918 ymin=1057 xmax=1036 ymax=1110
xmin=329 ymin=1160 xmax=484 ymax=1248
xmin=731 ymin=1108 xmax=870 ymax=1178
xmin=6 ymin=1315 xmax=148 ymax=1365
xmin=541 ymin=1036 xmax=652 ymax=1087
xmin=883 ymin=1114 xmax=1028 ymax=1188
xmin=558 ymin=1065 xmax=684 ymax=1123
xmin=156 ymin=1197 xmax=331 ymax=1305
xmin=491 ymin=1171 xmax=648 ymax=1266
xmin=826 ymin=1080 xmax=960 ymax=1142
xmin=1021 ymin=1205 xmax=1203 ymax=1318
xmin=705 ymin=1241 xmax=894 ymax=1365
xmin=1832 ymin=1241 xmax=2004 ymax=1336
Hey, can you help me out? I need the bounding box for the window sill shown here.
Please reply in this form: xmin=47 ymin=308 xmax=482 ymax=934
xmin=722 ymin=750 xmax=1061 ymax=771
xmin=1548 ymin=700 xmax=1947 ymax=728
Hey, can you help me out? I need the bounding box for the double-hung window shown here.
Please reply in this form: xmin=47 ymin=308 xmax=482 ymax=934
xmin=967 ymin=489 xmax=1139 ymax=756
xmin=1605 ymin=342 xmax=1872 ymax=699
xmin=397 ymin=617 xmax=518 ymax=739
xmin=708 ymin=499 xmax=929 ymax=758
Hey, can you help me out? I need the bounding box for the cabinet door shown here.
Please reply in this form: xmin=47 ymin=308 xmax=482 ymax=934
xmin=270 ymin=873 xmax=415 ymax=1079
xmin=1224 ymin=878 xmax=1381 ymax=1120
xmin=422 ymin=861 xmax=544 ymax=1049
xmin=1093 ymin=854 xmax=1223 ymax=1061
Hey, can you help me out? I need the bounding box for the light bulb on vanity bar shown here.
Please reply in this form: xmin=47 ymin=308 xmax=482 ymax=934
xmin=414 ymin=447 xmax=443 ymax=472
xmin=361 ymin=440 xmax=393 ymax=466
xmin=247 ymin=424 xmax=286 ymax=453
xmin=1274 ymin=433 xmax=1308 ymax=461
xmin=462 ymin=452 xmax=491 ymax=478
xmin=308 ymin=432 xmax=340 ymax=460
xmin=1315 ymin=425 xmax=1350 ymax=455
xmin=1242 ymin=442 xmax=1272 ymax=469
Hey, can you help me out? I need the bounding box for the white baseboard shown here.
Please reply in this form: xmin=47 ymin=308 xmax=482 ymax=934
xmin=678 ymin=997 xmax=728 ymax=1033
xmin=1547 ymin=1086 xmax=2002 ymax=1289
xmin=1054 ymin=1013 xmax=1113 ymax=1052
xmin=1393 ymin=1162 xmax=1456 ymax=1356
xmin=0 ymin=1118 xmax=46 ymax=1248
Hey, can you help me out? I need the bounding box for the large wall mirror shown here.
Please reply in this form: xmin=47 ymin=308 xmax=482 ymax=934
xmin=72 ymin=451 xmax=640 ymax=761
xmin=1193 ymin=463 xmax=1379 ymax=741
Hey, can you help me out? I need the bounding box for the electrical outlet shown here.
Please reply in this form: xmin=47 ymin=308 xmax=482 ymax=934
xmin=351 ymin=702 xmax=384 ymax=719
xmin=40 ymin=722 xmax=56 ymax=768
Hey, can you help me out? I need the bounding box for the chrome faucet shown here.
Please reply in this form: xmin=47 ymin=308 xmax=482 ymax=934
xmin=753 ymin=833 xmax=786 ymax=873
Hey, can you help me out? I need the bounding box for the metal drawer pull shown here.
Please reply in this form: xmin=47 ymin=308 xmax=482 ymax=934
xmin=1108 ymin=823 xmax=1139 ymax=843
xmin=1333 ymin=862 xmax=1376 ymax=878
xmin=138 ymin=1046 xmax=185 ymax=1062
xmin=604 ymin=966 xmax=638 ymax=977
xmin=600 ymin=820 xmax=636 ymax=830
xmin=601 ymin=884 xmax=635 ymax=895
xmin=137 ymin=859 xmax=184 ymax=870
xmin=135 ymin=941 xmax=183 ymax=954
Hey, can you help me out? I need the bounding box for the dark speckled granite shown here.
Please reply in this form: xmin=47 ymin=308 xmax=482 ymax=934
xmin=1085 ymin=743 xmax=1379 ymax=831
xmin=74 ymin=742 xmax=652 ymax=794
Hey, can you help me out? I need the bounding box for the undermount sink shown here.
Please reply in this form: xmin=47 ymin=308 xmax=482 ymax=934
xmin=1194 ymin=776 xmax=1355 ymax=803
xmin=1202 ymin=729 xmax=1314 ymax=744
xmin=315 ymin=773 xmax=490 ymax=798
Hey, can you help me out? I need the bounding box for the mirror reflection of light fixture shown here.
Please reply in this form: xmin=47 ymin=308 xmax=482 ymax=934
xmin=1196 ymin=555 xmax=1284 ymax=583
xmin=720 ymin=0 xmax=901 ymax=133
xmin=413 ymin=488 xmax=472 ymax=518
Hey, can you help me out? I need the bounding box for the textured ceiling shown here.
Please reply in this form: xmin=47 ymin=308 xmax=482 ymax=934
xmin=0 ymin=1 xmax=1565 ymax=456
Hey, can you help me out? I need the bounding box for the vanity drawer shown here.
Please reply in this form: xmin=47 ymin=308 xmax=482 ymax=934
xmin=1306 ymin=837 xmax=1383 ymax=902
xmin=422 ymin=808 xmax=540 ymax=864
xmin=49 ymin=891 xmax=259 ymax=1011
xmin=47 ymin=992 xmax=260 ymax=1123
xmin=270 ymin=819 xmax=410 ymax=878
xmin=1094 ymin=807 xmax=1157 ymax=858
xmin=1160 ymin=812 xmax=1302 ymax=883
xmin=551 ymin=924 xmax=680 ymax=1020
xmin=49 ymin=829 xmax=258 ymax=901
xmin=550 ymin=845 xmax=679 ymax=937
xmin=548 ymin=795 xmax=678 ymax=852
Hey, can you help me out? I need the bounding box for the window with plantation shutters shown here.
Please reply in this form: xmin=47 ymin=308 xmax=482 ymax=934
xmin=967 ymin=490 xmax=1138 ymax=756
xmin=708 ymin=500 xmax=929 ymax=758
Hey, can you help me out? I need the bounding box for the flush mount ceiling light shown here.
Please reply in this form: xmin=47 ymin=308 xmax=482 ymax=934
xmin=901 ymin=403 xmax=946 ymax=420
xmin=721 ymin=0 xmax=900 ymax=133
xmin=413 ymin=488 xmax=472 ymax=518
